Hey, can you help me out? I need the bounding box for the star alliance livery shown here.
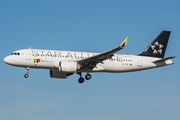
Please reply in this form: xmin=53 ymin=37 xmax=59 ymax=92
xmin=4 ymin=31 xmax=175 ymax=83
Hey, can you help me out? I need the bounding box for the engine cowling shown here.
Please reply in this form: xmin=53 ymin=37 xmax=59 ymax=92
xmin=54 ymin=61 xmax=80 ymax=72
xmin=50 ymin=69 xmax=67 ymax=78
xmin=50 ymin=69 xmax=73 ymax=78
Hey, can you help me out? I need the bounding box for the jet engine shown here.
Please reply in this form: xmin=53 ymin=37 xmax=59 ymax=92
xmin=54 ymin=61 xmax=80 ymax=72
xmin=50 ymin=69 xmax=73 ymax=78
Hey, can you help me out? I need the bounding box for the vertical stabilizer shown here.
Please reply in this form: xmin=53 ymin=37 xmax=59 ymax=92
xmin=139 ymin=31 xmax=171 ymax=58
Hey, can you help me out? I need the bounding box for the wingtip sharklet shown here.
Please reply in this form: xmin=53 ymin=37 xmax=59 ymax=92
xmin=120 ymin=36 xmax=129 ymax=48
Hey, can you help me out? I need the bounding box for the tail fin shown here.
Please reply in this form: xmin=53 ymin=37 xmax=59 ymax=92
xmin=139 ymin=31 xmax=171 ymax=58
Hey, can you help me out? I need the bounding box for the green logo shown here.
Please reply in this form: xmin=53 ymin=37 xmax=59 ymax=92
xmin=33 ymin=59 xmax=41 ymax=63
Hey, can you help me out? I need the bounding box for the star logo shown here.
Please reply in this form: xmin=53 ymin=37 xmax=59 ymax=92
xmin=150 ymin=41 xmax=164 ymax=54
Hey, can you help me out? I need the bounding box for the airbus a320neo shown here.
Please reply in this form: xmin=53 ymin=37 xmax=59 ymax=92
xmin=4 ymin=31 xmax=175 ymax=83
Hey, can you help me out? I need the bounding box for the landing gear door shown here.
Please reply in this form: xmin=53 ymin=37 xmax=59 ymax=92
xmin=137 ymin=57 xmax=143 ymax=67
xmin=26 ymin=50 xmax=31 ymax=60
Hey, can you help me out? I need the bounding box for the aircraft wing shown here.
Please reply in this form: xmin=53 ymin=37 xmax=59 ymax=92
xmin=77 ymin=36 xmax=129 ymax=69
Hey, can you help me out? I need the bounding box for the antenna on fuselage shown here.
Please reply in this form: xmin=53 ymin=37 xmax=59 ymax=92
xmin=29 ymin=47 xmax=31 ymax=49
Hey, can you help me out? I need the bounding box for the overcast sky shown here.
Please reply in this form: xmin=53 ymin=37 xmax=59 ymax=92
xmin=0 ymin=0 xmax=180 ymax=120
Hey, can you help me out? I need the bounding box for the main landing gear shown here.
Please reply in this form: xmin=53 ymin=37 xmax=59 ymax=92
xmin=24 ymin=67 xmax=29 ymax=78
xmin=77 ymin=73 xmax=92 ymax=83
xmin=85 ymin=73 xmax=91 ymax=80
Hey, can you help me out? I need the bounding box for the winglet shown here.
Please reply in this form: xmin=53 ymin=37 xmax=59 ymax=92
xmin=120 ymin=36 xmax=129 ymax=48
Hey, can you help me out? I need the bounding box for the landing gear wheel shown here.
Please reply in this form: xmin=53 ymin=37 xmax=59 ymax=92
xmin=78 ymin=77 xmax=84 ymax=83
xmin=24 ymin=67 xmax=30 ymax=78
xmin=85 ymin=74 xmax=91 ymax=80
xmin=24 ymin=74 xmax=29 ymax=78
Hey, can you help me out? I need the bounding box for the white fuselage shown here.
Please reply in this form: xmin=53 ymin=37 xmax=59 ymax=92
xmin=4 ymin=49 xmax=173 ymax=73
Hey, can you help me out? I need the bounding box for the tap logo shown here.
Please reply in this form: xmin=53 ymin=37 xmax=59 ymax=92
xmin=33 ymin=59 xmax=41 ymax=63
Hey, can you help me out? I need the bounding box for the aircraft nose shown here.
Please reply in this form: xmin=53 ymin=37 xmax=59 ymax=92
xmin=4 ymin=56 xmax=11 ymax=64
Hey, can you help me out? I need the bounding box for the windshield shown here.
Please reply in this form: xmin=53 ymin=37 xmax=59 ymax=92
xmin=11 ymin=52 xmax=20 ymax=55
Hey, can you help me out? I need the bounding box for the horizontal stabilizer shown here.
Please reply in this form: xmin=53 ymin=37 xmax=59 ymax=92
xmin=152 ymin=56 xmax=176 ymax=63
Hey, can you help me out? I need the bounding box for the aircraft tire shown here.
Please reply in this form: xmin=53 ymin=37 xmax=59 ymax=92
xmin=85 ymin=74 xmax=91 ymax=80
xmin=78 ymin=77 xmax=84 ymax=83
xmin=24 ymin=74 xmax=29 ymax=78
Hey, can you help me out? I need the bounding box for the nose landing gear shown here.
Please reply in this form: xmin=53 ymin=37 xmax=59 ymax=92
xmin=24 ymin=67 xmax=29 ymax=78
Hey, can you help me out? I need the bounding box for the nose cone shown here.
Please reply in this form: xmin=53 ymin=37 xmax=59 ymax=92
xmin=4 ymin=56 xmax=12 ymax=65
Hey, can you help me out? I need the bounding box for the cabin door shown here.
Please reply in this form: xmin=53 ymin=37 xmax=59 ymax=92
xmin=137 ymin=57 xmax=143 ymax=67
xmin=26 ymin=50 xmax=31 ymax=60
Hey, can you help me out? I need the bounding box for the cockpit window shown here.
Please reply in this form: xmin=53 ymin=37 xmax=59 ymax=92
xmin=11 ymin=52 xmax=20 ymax=55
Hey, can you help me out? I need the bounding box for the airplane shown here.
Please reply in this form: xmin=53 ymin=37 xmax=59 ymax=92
xmin=4 ymin=31 xmax=175 ymax=83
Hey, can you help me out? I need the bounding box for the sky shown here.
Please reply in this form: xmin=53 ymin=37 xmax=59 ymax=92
xmin=0 ymin=0 xmax=180 ymax=120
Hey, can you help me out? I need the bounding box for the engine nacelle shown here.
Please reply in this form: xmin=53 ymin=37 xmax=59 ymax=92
xmin=54 ymin=61 xmax=80 ymax=73
xmin=50 ymin=69 xmax=67 ymax=78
